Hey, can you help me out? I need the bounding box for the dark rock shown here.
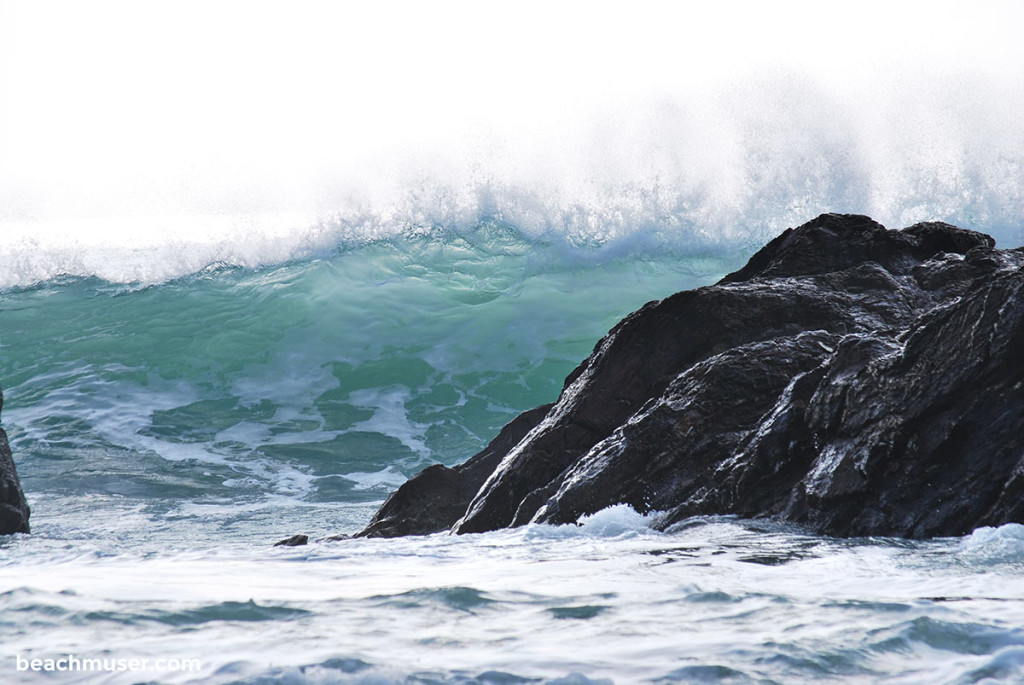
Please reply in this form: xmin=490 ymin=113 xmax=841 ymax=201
xmin=0 ymin=386 xmax=31 ymax=535
xmin=533 ymin=331 xmax=839 ymax=525
xmin=712 ymin=268 xmax=1024 ymax=537
xmin=720 ymin=214 xmax=993 ymax=283
xmin=357 ymin=213 xmax=1024 ymax=539
xmin=274 ymin=534 xmax=309 ymax=547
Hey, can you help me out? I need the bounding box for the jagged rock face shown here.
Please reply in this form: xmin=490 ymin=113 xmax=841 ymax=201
xmin=0 ymin=387 xmax=31 ymax=535
xmin=698 ymin=267 xmax=1024 ymax=537
xmin=358 ymin=213 xmax=1023 ymax=539
xmin=531 ymin=331 xmax=840 ymax=525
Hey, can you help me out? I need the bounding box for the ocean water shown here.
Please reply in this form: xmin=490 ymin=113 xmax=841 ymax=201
xmin=3 ymin=2 xmax=1024 ymax=682
xmin=3 ymin=223 xmax=1024 ymax=684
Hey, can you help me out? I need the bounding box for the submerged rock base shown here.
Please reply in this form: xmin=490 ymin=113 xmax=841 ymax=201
xmin=358 ymin=214 xmax=1024 ymax=540
xmin=0 ymin=387 xmax=30 ymax=535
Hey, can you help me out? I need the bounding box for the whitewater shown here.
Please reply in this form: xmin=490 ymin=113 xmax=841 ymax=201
xmin=3 ymin=1 xmax=1024 ymax=682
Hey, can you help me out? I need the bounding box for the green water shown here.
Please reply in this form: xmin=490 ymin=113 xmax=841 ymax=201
xmin=1 ymin=225 xmax=737 ymax=509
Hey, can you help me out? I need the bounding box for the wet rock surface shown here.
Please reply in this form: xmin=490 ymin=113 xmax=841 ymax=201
xmin=358 ymin=213 xmax=1024 ymax=539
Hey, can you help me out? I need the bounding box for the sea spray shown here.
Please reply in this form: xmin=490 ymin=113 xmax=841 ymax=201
xmin=3 ymin=4 xmax=1023 ymax=286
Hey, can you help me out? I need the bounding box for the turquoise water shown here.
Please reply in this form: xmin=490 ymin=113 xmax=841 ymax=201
xmin=1 ymin=225 xmax=732 ymax=525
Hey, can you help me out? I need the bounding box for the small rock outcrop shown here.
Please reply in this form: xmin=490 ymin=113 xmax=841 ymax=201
xmin=0 ymin=386 xmax=30 ymax=535
xmin=356 ymin=214 xmax=1024 ymax=539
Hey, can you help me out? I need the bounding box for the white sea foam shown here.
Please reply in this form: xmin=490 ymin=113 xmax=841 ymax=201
xmin=523 ymin=504 xmax=659 ymax=541
xmin=960 ymin=523 xmax=1024 ymax=566
xmin=339 ymin=466 xmax=408 ymax=491
xmin=1 ymin=2 xmax=1021 ymax=288
xmin=346 ymin=387 xmax=431 ymax=458
xmin=6 ymin=515 xmax=1024 ymax=684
